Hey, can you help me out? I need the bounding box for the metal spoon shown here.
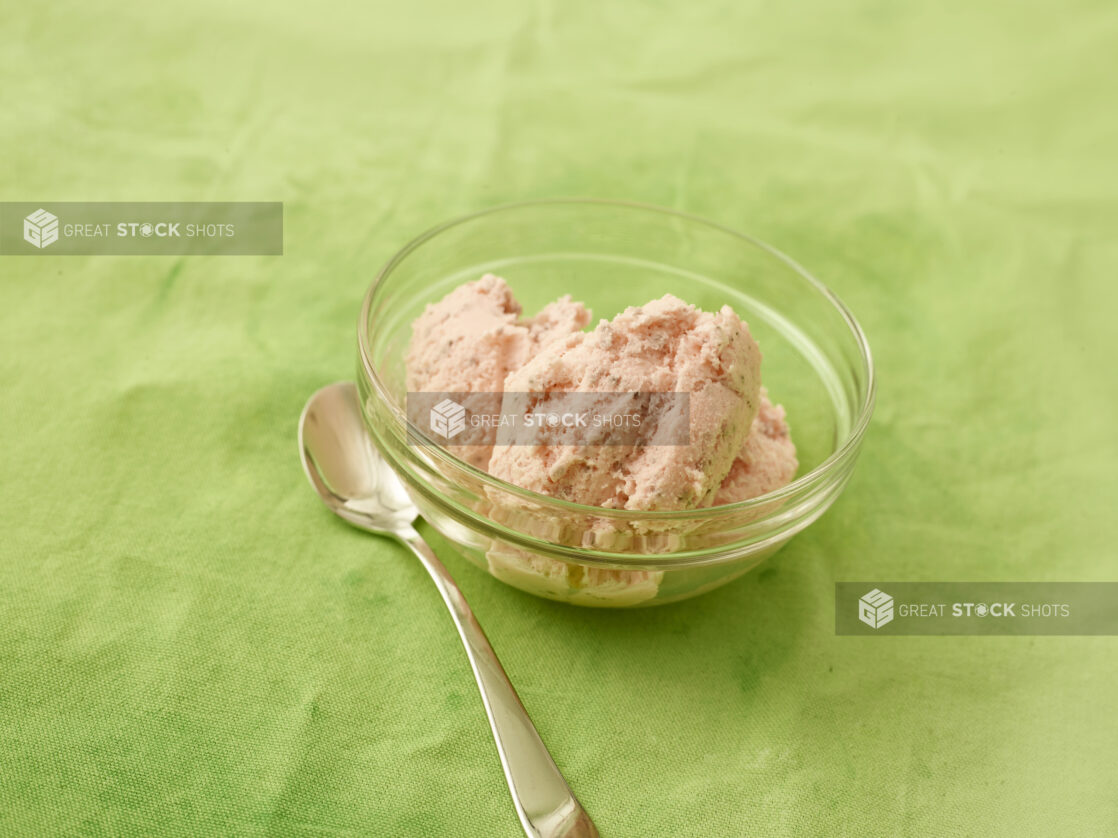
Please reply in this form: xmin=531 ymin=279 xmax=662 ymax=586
xmin=298 ymin=382 xmax=598 ymax=838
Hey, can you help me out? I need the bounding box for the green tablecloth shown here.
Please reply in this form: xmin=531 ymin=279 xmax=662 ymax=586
xmin=3 ymin=2 xmax=1116 ymax=835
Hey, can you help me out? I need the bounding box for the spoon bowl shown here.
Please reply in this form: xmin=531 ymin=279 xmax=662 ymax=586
xmin=299 ymin=379 xmax=418 ymax=533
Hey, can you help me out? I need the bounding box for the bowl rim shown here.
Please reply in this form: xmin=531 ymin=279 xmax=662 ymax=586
xmin=357 ymin=197 xmax=875 ymax=521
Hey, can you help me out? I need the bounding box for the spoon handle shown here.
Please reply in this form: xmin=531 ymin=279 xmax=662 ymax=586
xmin=398 ymin=530 xmax=599 ymax=838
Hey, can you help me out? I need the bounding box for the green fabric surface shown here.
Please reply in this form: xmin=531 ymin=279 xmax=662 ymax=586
xmin=3 ymin=2 xmax=1117 ymax=836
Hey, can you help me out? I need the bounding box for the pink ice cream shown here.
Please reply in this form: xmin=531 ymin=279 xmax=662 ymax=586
xmin=406 ymin=274 xmax=591 ymax=394
xmin=406 ymin=274 xmax=590 ymax=468
xmin=405 ymin=276 xmax=796 ymax=605
xmin=713 ymin=388 xmax=798 ymax=505
xmin=488 ymin=295 xmax=762 ymax=511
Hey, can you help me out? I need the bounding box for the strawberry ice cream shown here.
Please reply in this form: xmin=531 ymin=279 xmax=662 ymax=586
xmin=405 ymin=275 xmax=797 ymax=605
xmin=488 ymin=295 xmax=762 ymax=511
xmin=406 ymin=274 xmax=590 ymax=468
xmin=713 ymin=389 xmax=798 ymax=505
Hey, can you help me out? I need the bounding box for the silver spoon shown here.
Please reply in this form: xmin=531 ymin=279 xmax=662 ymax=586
xmin=299 ymin=382 xmax=598 ymax=838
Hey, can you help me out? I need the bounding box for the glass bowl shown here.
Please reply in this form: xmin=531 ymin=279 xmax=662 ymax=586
xmin=357 ymin=199 xmax=874 ymax=607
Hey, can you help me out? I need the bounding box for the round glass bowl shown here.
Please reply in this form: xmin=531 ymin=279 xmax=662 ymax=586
xmin=357 ymin=200 xmax=874 ymax=607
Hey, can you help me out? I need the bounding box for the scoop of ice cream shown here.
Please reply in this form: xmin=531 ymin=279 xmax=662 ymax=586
xmin=406 ymin=280 xmax=790 ymax=606
xmin=485 ymin=546 xmax=664 ymax=607
xmin=712 ymin=389 xmax=798 ymax=504
xmin=406 ymin=274 xmax=590 ymax=393
xmin=488 ymin=294 xmax=762 ymax=510
xmin=406 ymin=274 xmax=590 ymax=469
